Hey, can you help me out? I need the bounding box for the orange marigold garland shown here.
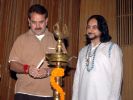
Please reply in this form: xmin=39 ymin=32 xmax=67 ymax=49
xmin=50 ymin=68 xmax=65 ymax=100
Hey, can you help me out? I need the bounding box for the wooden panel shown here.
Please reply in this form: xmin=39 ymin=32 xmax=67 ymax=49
xmin=116 ymin=0 xmax=133 ymax=100
xmin=117 ymin=0 xmax=133 ymax=46
xmin=122 ymin=45 xmax=133 ymax=100
xmin=0 ymin=0 xmax=80 ymax=100
xmin=0 ymin=0 xmax=2 ymax=83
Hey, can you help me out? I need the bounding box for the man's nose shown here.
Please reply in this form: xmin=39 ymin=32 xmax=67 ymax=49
xmin=88 ymin=28 xmax=93 ymax=33
xmin=36 ymin=23 xmax=40 ymax=28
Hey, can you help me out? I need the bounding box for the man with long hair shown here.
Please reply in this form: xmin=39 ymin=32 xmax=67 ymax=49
xmin=72 ymin=15 xmax=123 ymax=100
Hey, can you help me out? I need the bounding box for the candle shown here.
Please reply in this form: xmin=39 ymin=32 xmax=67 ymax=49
xmin=36 ymin=56 xmax=45 ymax=69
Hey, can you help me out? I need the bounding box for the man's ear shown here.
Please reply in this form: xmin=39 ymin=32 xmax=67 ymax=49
xmin=46 ymin=18 xmax=48 ymax=26
xmin=28 ymin=18 xmax=31 ymax=27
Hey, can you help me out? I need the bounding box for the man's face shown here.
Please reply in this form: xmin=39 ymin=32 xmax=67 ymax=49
xmin=28 ymin=12 xmax=48 ymax=35
xmin=86 ymin=18 xmax=101 ymax=40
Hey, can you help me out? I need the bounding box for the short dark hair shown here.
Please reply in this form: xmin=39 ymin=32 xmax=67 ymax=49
xmin=28 ymin=4 xmax=48 ymax=19
xmin=86 ymin=15 xmax=112 ymax=44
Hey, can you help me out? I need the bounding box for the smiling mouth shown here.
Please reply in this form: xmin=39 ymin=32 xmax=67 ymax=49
xmin=87 ymin=33 xmax=94 ymax=37
xmin=87 ymin=33 xmax=98 ymax=40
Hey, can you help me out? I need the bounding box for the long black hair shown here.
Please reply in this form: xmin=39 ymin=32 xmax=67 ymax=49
xmin=86 ymin=15 xmax=112 ymax=44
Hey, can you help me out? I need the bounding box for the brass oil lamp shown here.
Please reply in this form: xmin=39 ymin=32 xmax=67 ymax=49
xmin=46 ymin=22 xmax=69 ymax=100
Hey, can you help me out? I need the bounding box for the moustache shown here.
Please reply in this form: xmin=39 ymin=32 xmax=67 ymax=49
xmin=87 ymin=32 xmax=93 ymax=35
xmin=35 ymin=28 xmax=42 ymax=30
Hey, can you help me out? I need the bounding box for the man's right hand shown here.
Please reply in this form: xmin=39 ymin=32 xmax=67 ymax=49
xmin=28 ymin=65 xmax=49 ymax=79
xmin=29 ymin=65 xmax=40 ymax=78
